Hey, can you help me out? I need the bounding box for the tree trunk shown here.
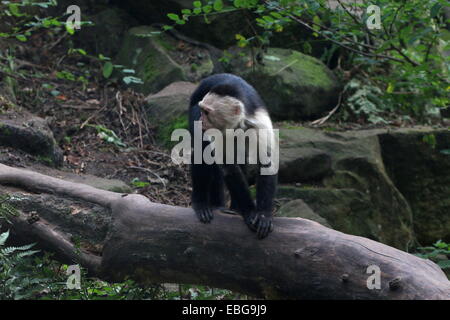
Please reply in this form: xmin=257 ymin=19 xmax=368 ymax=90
xmin=0 ymin=163 xmax=449 ymax=299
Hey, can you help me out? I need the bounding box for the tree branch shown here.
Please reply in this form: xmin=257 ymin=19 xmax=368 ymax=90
xmin=1 ymin=163 xmax=449 ymax=299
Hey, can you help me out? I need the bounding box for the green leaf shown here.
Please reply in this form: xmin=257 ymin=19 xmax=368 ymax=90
xmin=386 ymin=83 xmax=394 ymax=93
xmin=98 ymin=54 xmax=110 ymax=61
xmin=213 ymin=0 xmax=223 ymax=11
xmin=42 ymin=83 xmax=54 ymax=89
xmin=167 ymin=13 xmax=180 ymax=21
xmin=71 ymin=48 xmax=86 ymax=55
xmin=103 ymin=62 xmax=114 ymax=79
xmin=233 ymin=0 xmax=243 ymax=7
xmin=123 ymin=76 xmax=144 ymax=85
xmin=193 ymin=1 xmax=202 ymax=8
xmin=65 ymin=23 xmax=75 ymax=35
xmin=8 ymin=4 xmax=24 ymax=17
xmin=270 ymin=12 xmax=283 ymax=19
xmin=430 ymin=3 xmax=442 ymax=18
xmin=263 ymin=15 xmax=274 ymax=22
xmin=15 ymin=34 xmax=27 ymax=42
xmin=203 ymin=5 xmax=212 ymax=13
xmin=434 ymin=240 xmax=448 ymax=249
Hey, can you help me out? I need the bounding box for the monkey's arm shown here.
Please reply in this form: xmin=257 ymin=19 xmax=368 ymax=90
xmin=247 ymin=172 xmax=277 ymax=239
xmin=191 ymin=163 xmax=215 ymax=223
xmin=191 ymin=145 xmax=215 ymax=223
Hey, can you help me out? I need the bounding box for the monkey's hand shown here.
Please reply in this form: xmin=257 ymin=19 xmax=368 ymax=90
xmin=193 ymin=203 xmax=214 ymax=223
xmin=245 ymin=212 xmax=273 ymax=239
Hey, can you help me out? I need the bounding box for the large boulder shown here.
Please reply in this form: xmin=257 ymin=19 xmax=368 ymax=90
xmin=277 ymin=127 xmax=414 ymax=249
xmin=144 ymin=81 xmax=195 ymax=146
xmin=379 ymin=129 xmax=450 ymax=244
xmin=279 ymin=147 xmax=332 ymax=182
xmin=277 ymin=186 xmax=379 ymax=241
xmin=276 ymin=126 xmax=450 ymax=248
xmin=116 ymin=26 xmax=213 ymax=94
xmin=144 ymin=81 xmax=195 ymax=124
xmin=229 ymin=47 xmax=341 ymax=120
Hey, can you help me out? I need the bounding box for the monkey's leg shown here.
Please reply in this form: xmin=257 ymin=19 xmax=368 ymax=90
xmin=191 ymin=162 xmax=215 ymax=223
xmin=208 ymin=163 xmax=225 ymax=210
xmin=246 ymin=173 xmax=277 ymax=239
xmin=229 ymin=165 xmax=249 ymax=211
xmin=222 ymin=164 xmax=255 ymax=218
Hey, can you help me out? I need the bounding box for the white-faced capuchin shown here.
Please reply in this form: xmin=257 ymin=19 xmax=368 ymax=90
xmin=189 ymin=73 xmax=278 ymax=239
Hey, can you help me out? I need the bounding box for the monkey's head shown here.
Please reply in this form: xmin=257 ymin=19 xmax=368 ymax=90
xmin=198 ymin=91 xmax=245 ymax=131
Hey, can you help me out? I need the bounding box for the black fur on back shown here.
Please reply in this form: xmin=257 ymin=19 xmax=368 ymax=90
xmin=189 ymin=74 xmax=266 ymax=129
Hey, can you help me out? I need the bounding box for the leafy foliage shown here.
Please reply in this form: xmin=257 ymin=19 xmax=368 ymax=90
xmin=0 ymin=229 xmax=163 ymax=300
xmin=0 ymin=221 xmax=238 ymax=300
xmin=415 ymin=240 xmax=450 ymax=270
xmin=341 ymin=79 xmax=390 ymax=124
xmin=169 ymin=0 xmax=450 ymax=119
xmin=0 ymin=230 xmax=41 ymax=299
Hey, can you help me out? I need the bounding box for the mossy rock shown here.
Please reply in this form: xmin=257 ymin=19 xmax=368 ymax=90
xmin=277 ymin=127 xmax=415 ymax=249
xmin=229 ymin=47 xmax=341 ymax=120
xmin=116 ymin=26 xmax=213 ymax=94
xmin=144 ymin=81 xmax=195 ymax=148
xmin=157 ymin=114 xmax=189 ymax=149
xmin=277 ymin=126 xmax=450 ymax=248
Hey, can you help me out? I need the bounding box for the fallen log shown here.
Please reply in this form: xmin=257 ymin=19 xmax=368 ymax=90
xmin=0 ymin=163 xmax=449 ymax=299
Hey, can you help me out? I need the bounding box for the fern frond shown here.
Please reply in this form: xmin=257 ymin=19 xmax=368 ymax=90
xmin=0 ymin=230 xmax=10 ymax=246
xmin=15 ymin=250 xmax=40 ymax=259
xmin=1 ymin=244 xmax=37 ymax=256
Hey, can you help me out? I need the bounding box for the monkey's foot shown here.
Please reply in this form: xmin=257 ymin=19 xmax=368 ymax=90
xmin=193 ymin=204 xmax=214 ymax=223
xmin=245 ymin=212 xmax=274 ymax=239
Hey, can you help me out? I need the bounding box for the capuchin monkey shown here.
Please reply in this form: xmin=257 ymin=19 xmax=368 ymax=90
xmin=189 ymin=73 xmax=278 ymax=239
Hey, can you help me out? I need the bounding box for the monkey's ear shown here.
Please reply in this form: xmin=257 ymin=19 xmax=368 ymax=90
xmin=201 ymin=105 xmax=213 ymax=112
xmin=234 ymin=105 xmax=242 ymax=115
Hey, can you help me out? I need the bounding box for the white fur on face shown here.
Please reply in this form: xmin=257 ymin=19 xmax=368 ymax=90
xmin=244 ymin=109 xmax=275 ymax=165
xmin=199 ymin=92 xmax=245 ymax=131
